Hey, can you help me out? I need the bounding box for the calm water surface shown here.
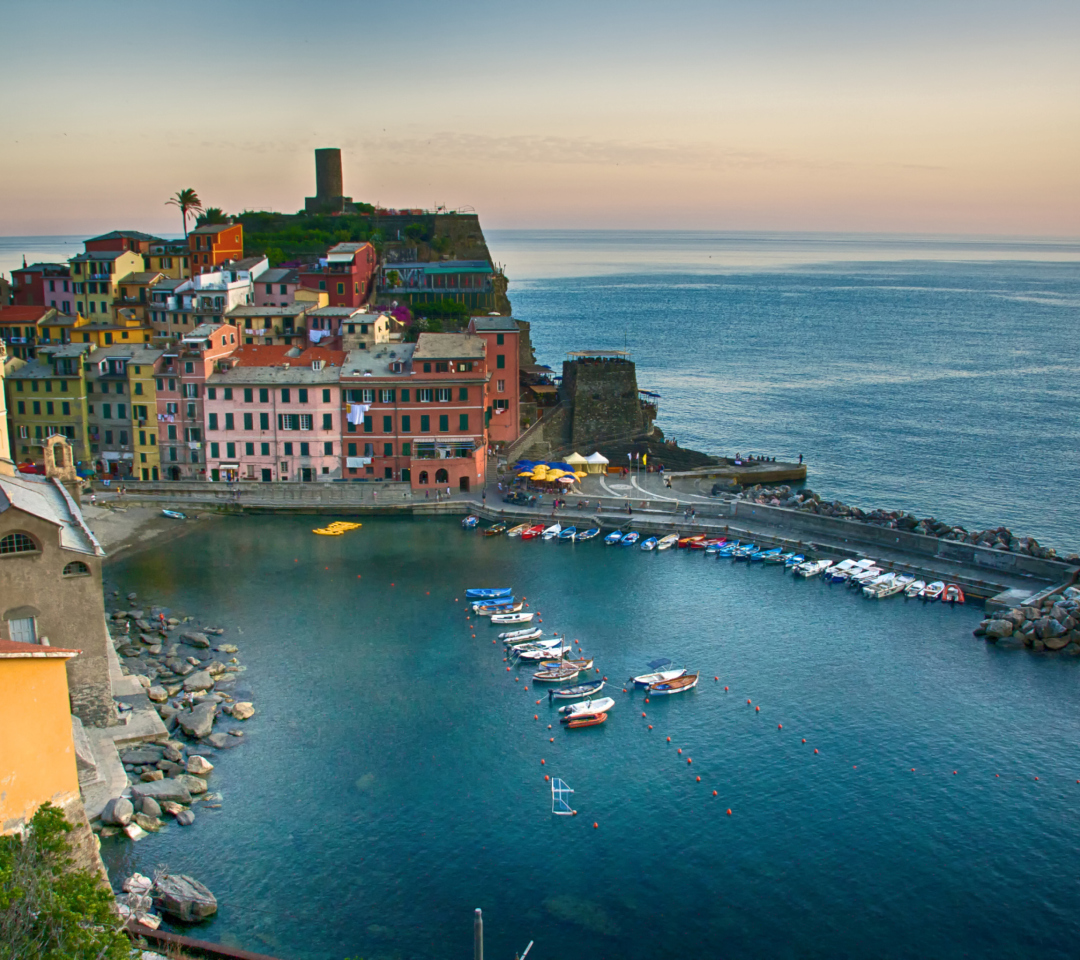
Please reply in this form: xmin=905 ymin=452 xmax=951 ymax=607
xmin=103 ymin=516 xmax=1080 ymax=960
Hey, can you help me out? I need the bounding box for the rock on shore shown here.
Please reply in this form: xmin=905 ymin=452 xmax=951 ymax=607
xmin=975 ymin=586 xmax=1080 ymax=653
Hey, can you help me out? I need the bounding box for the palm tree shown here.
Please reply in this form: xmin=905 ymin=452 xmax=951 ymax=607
xmin=196 ymin=207 xmax=228 ymax=226
xmin=166 ymin=188 xmax=202 ymax=238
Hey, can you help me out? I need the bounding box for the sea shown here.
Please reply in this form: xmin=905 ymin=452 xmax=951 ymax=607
xmin=7 ymin=230 xmax=1080 ymax=957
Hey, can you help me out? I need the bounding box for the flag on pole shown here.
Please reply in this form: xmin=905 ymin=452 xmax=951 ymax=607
xmin=642 ymin=453 xmax=647 ymax=466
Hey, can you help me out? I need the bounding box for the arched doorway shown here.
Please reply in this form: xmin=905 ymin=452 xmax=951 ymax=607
xmin=418 ymin=471 xmax=429 ymax=485
xmin=435 ymin=468 xmax=449 ymax=485
xmin=459 ymin=476 xmax=470 ymax=492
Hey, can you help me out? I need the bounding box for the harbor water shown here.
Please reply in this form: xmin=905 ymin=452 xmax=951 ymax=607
xmin=102 ymin=515 xmax=1080 ymax=960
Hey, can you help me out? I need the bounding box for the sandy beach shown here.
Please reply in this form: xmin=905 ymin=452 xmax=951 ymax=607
xmin=81 ymin=500 xmax=215 ymax=558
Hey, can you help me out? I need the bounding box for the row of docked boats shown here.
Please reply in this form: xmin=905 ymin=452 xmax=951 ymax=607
xmin=463 ymin=517 xmax=603 ymax=541
xmin=789 ymin=556 xmax=966 ymax=602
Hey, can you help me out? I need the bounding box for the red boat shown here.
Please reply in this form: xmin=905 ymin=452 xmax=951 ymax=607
xmin=690 ymin=537 xmax=725 ymax=550
xmin=677 ymin=535 xmax=706 ymax=548
xmin=943 ymin=584 xmax=965 ymax=604
xmin=520 ymin=524 xmax=546 ymax=540
xmin=565 ymin=711 xmax=607 ymax=729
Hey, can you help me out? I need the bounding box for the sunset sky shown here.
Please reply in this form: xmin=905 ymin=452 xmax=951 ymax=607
xmin=1 ymin=0 xmax=1078 ymax=236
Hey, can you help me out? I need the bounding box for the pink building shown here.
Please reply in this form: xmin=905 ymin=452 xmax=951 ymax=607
xmin=252 ymin=268 xmax=300 ymax=307
xmin=468 ymin=316 xmax=520 ymax=449
xmin=154 ymin=322 xmax=239 ymax=480
xmin=203 ymin=344 xmax=346 ymax=482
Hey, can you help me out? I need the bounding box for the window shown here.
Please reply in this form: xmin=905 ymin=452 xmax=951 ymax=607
xmin=363 ymin=416 xmax=372 ymax=433
xmin=318 ymin=280 xmax=326 ymax=290
xmin=261 ymin=442 xmax=270 ymax=455
xmin=299 ymin=442 xmax=310 ymax=456
xmin=63 ymin=561 xmax=90 ymax=577
xmin=281 ymin=388 xmax=290 ymax=402
xmin=361 ymin=389 xmax=375 ymax=403
xmin=7 ymin=616 xmax=36 ymax=644
xmin=322 ymin=441 xmax=332 ymax=455
xmin=207 ymin=387 xmax=217 ymax=400
xmin=265 ymin=283 xmax=272 ymax=294
xmin=210 ymin=442 xmax=220 ymax=458
xmin=322 ymin=389 xmax=331 ymax=403
xmin=18 ymin=426 xmax=27 ymax=439
xmin=418 ymin=389 xmax=433 ymax=403
xmin=102 ymin=403 xmax=111 ymax=419
xmin=400 ymin=388 xmax=410 ymax=402
xmin=299 ymin=414 xmax=312 ymax=431
xmin=134 ymin=381 xmax=143 ymax=395
xmin=420 ymin=415 xmax=429 ymax=432
xmin=185 ymin=361 xmax=194 ymax=373
xmin=260 ymin=412 xmax=270 ymax=430
xmin=439 ymin=414 xmax=449 ymax=432
xmin=383 ymin=442 xmax=393 ymax=457
xmin=436 ymin=362 xmax=449 ymax=373
xmin=169 ymin=447 xmax=177 ymax=461
xmin=16 ymin=401 xmax=24 ymax=414
xmin=0 ymin=532 xmax=38 ymax=554
xmin=208 ymin=413 xmax=219 ymax=430
xmin=435 ymin=468 xmax=448 ymax=484
xmin=259 ymin=388 xmax=269 ymax=403
xmin=497 ymin=333 xmax=504 ymax=345
xmin=383 ymin=415 xmax=392 ymax=433
xmin=225 ymin=413 xmax=234 ymax=430
xmin=224 ymin=387 xmax=233 ymax=400
xmin=459 ymin=413 xmax=469 ymax=431
xmin=183 ymin=384 xmax=198 ymax=398
xmin=298 ymin=388 xmax=308 ymax=403
xmin=423 ymin=363 xmax=431 ymax=373
xmin=493 ymin=398 xmax=509 ymax=411
xmin=402 ymin=442 xmax=411 ymax=456
xmin=402 ymin=415 xmax=411 ymax=432
xmin=226 ymin=442 xmax=236 ymax=458
xmin=283 ymin=442 xmax=293 ymax=455
xmin=336 ymin=283 xmax=344 ymax=295
xmin=278 ymin=414 xmax=298 ymax=430
xmin=246 ymin=442 xmax=255 ymax=455
xmin=379 ymin=389 xmax=395 ymax=403
xmin=436 ymin=388 xmax=451 ymax=402
xmin=322 ymin=413 xmax=332 ymax=430
xmin=244 ymin=388 xmax=253 ymax=402
xmin=168 ymin=425 xmax=177 ymax=440
xmin=458 ymin=388 xmax=468 ymax=401
xmin=185 ymin=428 xmax=201 ymax=442
xmin=496 ymin=354 xmax=505 ymax=369
xmin=497 ymin=380 xmax=505 ymax=393
xmin=244 ymin=412 xmax=253 ymax=430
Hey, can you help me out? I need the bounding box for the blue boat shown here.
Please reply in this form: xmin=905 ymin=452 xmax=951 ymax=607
xmin=784 ymin=553 xmax=805 ymax=569
xmin=472 ymin=596 xmax=516 ymax=609
xmin=620 ymin=531 xmax=640 ymax=546
xmin=604 ymin=531 xmax=623 ymax=544
xmin=462 ymin=515 xmax=479 ymax=529
xmin=749 ymin=547 xmax=782 ymax=563
xmin=732 ymin=543 xmax=758 ymax=561
xmin=465 ymin=587 xmax=512 ymax=600
xmin=578 ymin=527 xmax=601 ymax=541
xmin=640 ymin=536 xmax=659 ymax=550
xmin=716 ymin=541 xmax=740 ymax=558
xmin=559 ymin=526 xmax=577 ymax=541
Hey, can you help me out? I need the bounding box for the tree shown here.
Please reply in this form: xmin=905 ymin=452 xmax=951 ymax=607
xmin=196 ymin=207 xmax=228 ymax=226
xmin=165 ymin=188 xmax=202 ymax=238
xmin=0 ymin=804 xmax=129 ymax=960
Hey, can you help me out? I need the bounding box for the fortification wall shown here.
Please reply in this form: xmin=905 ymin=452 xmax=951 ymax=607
xmin=563 ymin=359 xmax=646 ymax=448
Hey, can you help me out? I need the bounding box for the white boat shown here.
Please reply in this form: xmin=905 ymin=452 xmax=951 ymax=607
xmin=825 ymin=559 xmax=860 ymax=582
xmin=474 ymin=601 xmax=523 ymax=616
xmin=516 ymin=644 xmax=572 ymax=661
xmin=629 ymin=658 xmax=686 ymax=688
xmin=795 ymin=559 xmax=833 ymax=577
xmin=533 ymin=665 xmax=580 ymax=682
xmin=656 ymin=535 xmax=678 ymax=551
xmin=862 ymin=572 xmax=902 ymax=598
xmin=491 ymin=611 xmax=534 ymax=624
xmin=848 ymin=566 xmax=883 ymax=587
xmin=541 ymin=523 xmax=562 ymax=540
xmin=507 ymin=638 xmax=563 ymax=653
xmin=904 ymin=579 xmax=926 ymax=598
xmin=499 ymin=626 xmax=542 ymax=642
xmin=920 ymin=581 xmax=945 ymax=601
xmin=559 ymin=696 xmax=615 ymax=716
xmin=161 ymin=509 xmax=186 ymax=520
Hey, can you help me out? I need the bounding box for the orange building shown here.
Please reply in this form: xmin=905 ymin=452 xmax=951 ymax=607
xmin=189 ymin=223 xmax=244 ymax=275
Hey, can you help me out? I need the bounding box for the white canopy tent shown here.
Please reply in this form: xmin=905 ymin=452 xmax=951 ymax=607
xmin=584 ymin=452 xmax=610 ymax=474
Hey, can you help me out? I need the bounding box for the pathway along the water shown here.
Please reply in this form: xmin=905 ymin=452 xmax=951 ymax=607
xmin=100 ymin=515 xmax=1080 ymax=960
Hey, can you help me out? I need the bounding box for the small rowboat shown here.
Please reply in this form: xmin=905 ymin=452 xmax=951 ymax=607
xmin=540 ymin=657 xmax=594 ymax=671
xmin=508 ymin=638 xmax=562 ymax=654
xmin=521 ymin=524 xmax=546 ymax=540
xmin=516 ymin=644 xmax=571 ymax=660
xmin=783 ymin=553 xmax=805 ymax=568
xmin=703 ymin=538 xmax=729 ymax=554
xmin=604 ymin=531 xmax=623 ymax=544
xmin=640 ymin=536 xmax=659 ymax=550
xmin=920 ymin=581 xmax=945 ymax=601
xmin=648 ymin=673 xmax=700 ymax=696
xmin=565 ymin=711 xmax=607 ymax=729
xmin=904 ymin=579 xmax=926 ymax=598
xmin=506 ymin=523 xmax=530 ymax=537
xmin=656 ymin=535 xmax=678 ymax=551
xmin=620 ymin=531 xmax=640 ymax=546
xmin=466 ymin=587 xmax=512 ymax=599
xmin=491 ymin=611 xmax=534 ymax=624
xmin=483 ymin=523 xmax=508 ymax=537
xmin=162 ymin=509 xmax=187 ymax=520
xmin=500 ymin=627 xmax=542 ymax=643
xmin=716 ymin=541 xmax=740 ymax=557
xmin=476 ymin=601 xmax=524 ymax=616
xmin=677 ymin=534 xmax=705 ymax=548
xmin=689 ymin=537 xmax=719 ymax=551
xmin=761 ymin=550 xmax=787 ymax=565
xmin=542 ymin=523 xmax=562 ymax=540
xmin=630 ymin=659 xmax=685 ymax=688
xmin=559 ymin=696 xmax=615 ymax=717
xmin=462 ymin=515 xmax=479 ymax=528
xmin=732 ymin=543 xmax=758 ymax=560
xmin=943 ymin=584 xmax=965 ymax=604
xmin=559 ymin=526 xmax=577 ymax=541
xmin=577 ymin=527 xmax=601 ymax=540
xmin=548 ymin=679 xmax=605 ymax=701
xmin=533 ymin=665 xmax=581 ymax=683
xmin=750 ymin=547 xmax=783 ymax=563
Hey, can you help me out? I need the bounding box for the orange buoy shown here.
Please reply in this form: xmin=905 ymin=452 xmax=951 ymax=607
xmin=603 ymin=676 xmax=608 ymax=681
xmin=455 ymin=598 xmax=458 ymax=601
xmin=1035 ymin=776 xmax=1039 ymax=781
xmin=595 ymin=668 xmax=600 ymax=673
xmin=541 ymin=759 xmax=545 ymax=765
xmin=544 ymin=774 xmax=550 ymax=781
xmin=853 ymin=765 xmax=857 ymax=769
xmin=357 ymin=574 xmax=362 ymax=578
xmin=515 ymin=677 xmax=520 ymax=682
xmin=713 ymin=790 xmax=718 ymax=797
xmin=550 ymin=738 xmax=554 ymax=743
xmin=623 ymin=688 xmax=628 ymax=693
xmin=778 ymin=724 xmax=782 ymax=730
xmin=536 ymin=700 xmax=541 ymax=705
xmin=642 ymin=712 xmax=647 ymax=718
xmin=802 ymin=739 xmax=806 ymax=743
xmin=645 ymin=698 xmax=650 ymax=704
xmin=724 ymin=686 xmax=728 ymax=691
xmin=572 ymin=810 xmax=578 ymax=816
xmin=426 ymin=591 xmax=430 ymax=595
xmin=648 ymin=725 xmax=653 ymax=730
xmin=696 ymin=776 xmax=701 ymax=782
xmin=755 ymin=706 xmax=760 ymax=712
xmin=953 ymin=770 xmax=957 ymax=775
xmin=534 ymin=715 xmax=538 ymax=720
xmin=677 ymin=748 xmax=682 ymax=754
xmin=391 ymin=583 xmax=395 ymax=587
xmin=593 ymin=822 xmax=598 ymax=829
xmin=726 ymin=809 xmax=732 ymax=816
xmin=814 ymin=749 xmax=818 ymax=754
xmin=996 ymin=774 xmax=1000 ymax=777
xmin=687 ymin=758 xmax=692 ymax=764
xmin=548 ymin=725 xmax=552 ymax=729
xmin=747 ymin=699 xmax=751 ymax=704
xmin=667 ymin=737 xmax=671 ymax=742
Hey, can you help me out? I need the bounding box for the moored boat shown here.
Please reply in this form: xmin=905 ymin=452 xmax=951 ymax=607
xmin=656 ymin=535 xmax=679 ymax=551
xmin=620 ymin=531 xmax=640 ymax=546
xmin=640 ymin=536 xmax=659 ymax=550
xmin=688 ymin=537 xmax=715 ymax=551
xmin=483 ymin=523 xmax=508 ymax=537
xmin=558 ymin=526 xmax=577 ymax=541
xmin=749 ymin=547 xmax=782 ymax=563
xmin=677 ymin=534 xmax=706 ymax=548
xmin=476 ymin=601 xmax=525 ymax=616
xmin=533 ymin=664 xmax=581 ymax=682
xmin=548 ymin=679 xmax=605 ymax=701
xmin=506 ymin=523 xmax=530 ymax=537
xmin=630 ymin=658 xmax=686 ymax=688
xmin=578 ymin=527 xmax=601 ymax=541
xmin=761 ymin=549 xmax=787 ymax=564
xmin=920 ymin=581 xmax=945 ymax=601
xmin=904 ymin=579 xmax=927 ymax=598
xmin=499 ymin=626 xmax=541 ymax=641
xmin=491 ymin=611 xmax=534 ymax=624
xmin=716 ymin=541 xmax=740 ymax=558
xmin=732 ymin=543 xmax=758 ymax=561
xmin=603 ymin=530 xmax=624 ymax=544
xmin=565 ymin=711 xmax=607 ymax=729
xmin=466 ymin=587 xmax=512 ymax=599
xmin=541 ymin=523 xmax=562 ymax=540
xmin=648 ymin=672 xmax=700 ymax=695
xmin=520 ymin=524 xmax=546 ymax=540
xmin=795 ymin=559 xmax=833 ymax=577
xmin=541 ymin=657 xmax=594 ymax=672
xmin=862 ymin=573 xmax=903 ymax=599
xmin=704 ymin=538 xmax=729 ymax=554
xmin=943 ymin=584 xmax=965 ymax=604
xmin=515 ymin=642 xmax=571 ymax=659
xmin=559 ymin=696 xmax=615 ymax=717
xmin=462 ymin=515 xmax=479 ymax=528
xmin=783 ymin=553 xmax=805 ymax=569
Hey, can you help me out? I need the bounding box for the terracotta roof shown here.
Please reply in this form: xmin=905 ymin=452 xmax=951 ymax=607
xmin=0 ymin=639 xmax=80 ymax=659
xmin=86 ymin=230 xmax=161 ymax=243
xmin=233 ymin=345 xmax=348 ymax=367
xmin=0 ymin=305 xmax=55 ymax=323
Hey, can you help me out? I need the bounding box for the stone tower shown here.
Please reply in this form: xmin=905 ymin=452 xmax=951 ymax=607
xmin=305 ymin=148 xmax=354 ymax=214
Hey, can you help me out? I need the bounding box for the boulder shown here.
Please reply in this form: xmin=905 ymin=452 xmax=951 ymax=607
xmin=180 ymin=631 xmax=211 ymax=649
xmin=101 ymin=797 xmax=134 ymax=827
xmin=176 ymin=810 xmax=196 ymax=827
xmin=1021 ymin=606 xmax=1041 ymax=621
xmin=1051 ymin=604 xmax=1071 ymax=623
xmin=984 ymin=620 xmax=1014 ymax=640
xmin=134 ymin=813 xmax=162 ymax=833
xmin=130 ymin=779 xmax=192 ymax=804
xmin=183 ymin=670 xmax=214 ymax=692
xmin=1032 ymin=639 xmax=1046 ymax=652
xmin=216 ymin=644 xmax=239 ymax=654
xmin=160 ymin=800 xmax=186 ymax=817
xmin=163 ymin=744 xmax=184 ymax=763
xmin=158 ymin=760 xmax=185 ymax=776
xmin=177 ymin=702 xmax=217 ymax=738
xmin=1044 ymin=634 xmax=1070 ymax=651
xmin=140 ymin=797 xmax=162 ymax=818
xmin=206 ymin=733 xmax=232 ymax=749
xmin=996 ymin=636 xmax=1025 ymax=650
xmin=148 ymin=686 xmax=168 ymax=703
xmin=174 ymin=774 xmax=208 ymax=795
xmin=123 ymin=822 xmax=147 ymax=842
xmin=121 ymin=747 xmax=164 ymax=765
xmin=231 ymin=701 xmax=255 ymax=721
xmin=154 ymin=874 xmax=217 ymax=921
xmin=186 ymin=755 xmax=214 ymax=776
xmin=140 ymin=769 xmax=164 ymax=782
xmin=1035 ymin=618 xmax=1064 ymax=640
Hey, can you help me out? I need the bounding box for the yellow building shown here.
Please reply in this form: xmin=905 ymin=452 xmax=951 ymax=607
xmin=0 ymin=638 xmax=82 ymax=834
xmin=85 ymin=345 xmax=163 ymax=480
xmin=69 ymin=250 xmax=144 ymax=321
xmin=147 ymin=239 xmax=191 ymax=280
xmin=0 ymin=341 xmax=9 ymax=463
xmin=70 ymin=311 xmax=153 ymax=347
xmin=116 ymin=271 xmax=165 ymax=321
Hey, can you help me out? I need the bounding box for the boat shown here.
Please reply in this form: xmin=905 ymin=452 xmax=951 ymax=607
xmin=677 ymin=535 xmax=706 ymax=548
xmin=716 ymin=541 xmax=740 ymax=558
xmin=904 ymin=579 xmax=927 ymax=598
xmin=656 ymin=535 xmax=679 ymax=551
xmin=520 ymin=524 xmax=546 ymax=540
xmin=760 ymin=550 xmax=787 ymax=565
xmin=462 ymin=515 xmax=479 ymax=528
xmin=862 ymin=573 xmax=901 ymax=598
xmin=507 ymin=638 xmax=562 ymax=654
xmin=466 ymin=587 xmax=512 ymax=600
xmin=648 ymin=673 xmax=700 ymax=696
xmin=472 ymin=596 xmax=516 ymax=610
xmin=640 ymin=536 xmax=659 ymax=550
xmin=824 ymin=558 xmax=859 ymax=582
xmin=688 ymin=537 xmax=717 ymax=551
xmin=564 ymin=711 xmax=607 ymax=729
xmin=559 ymin=696 xmax=615 ymax=717
xmin=630 ymin=658 xmax=686 ymax=688
xmin=548 ymin=679 xmax=605 ymax=701
xmin=558 ymin=526 xmax=577 ymax=541
xmin=476 ymin=601 xmax=524 ymax=616
xmin=533 ymin=665 xmax=581 ymax=683
xmin=483 ymin=523 xmax=508 ymax=537
xmin=795 ymin=559 xmax=833 ymax=577
xmin=895 ymin=574 xmax=916 ymax=589
xmin=542 ymin=523 xmax=562 ymax=540
xmin=943 ymin=584 xmax=965 ymax=604
xmin=577 ymin=527 xmax=601 ymax=541
xmin=500 ymin=626 xmax=542 ymax=642
xmin=749 ymin=547 xmax=782 ymax=563
xmin=551 ymin=777 xmax=575 ymax=815
xmin=506 ymin=523 xmax=530 ymax=537
xmin=491 ymin=611 xmax=534 ymax=624
xmin=516 ymin=644 xmax=572 ymax=660
xmin=604 ymin=530 xmax=624 ymax=544
xmin=161 ymin=509 xmax=187 ymax=520
xmin=540 ymin=657 xmax=594 ymax=671
xmin=620 ymin=531 xmax=640 ymax=546
xmin=732 ymin=543 xmax=758 ymax=560
xmin=849 ymin=566 xmax=884 ymax=588
xmin=920 ymin=581 xmax=945 ymax=601
xmin=704 ymin=538 xmax=729 ymax=554
xmin=783 ymin=553 xmax=805 ymax=569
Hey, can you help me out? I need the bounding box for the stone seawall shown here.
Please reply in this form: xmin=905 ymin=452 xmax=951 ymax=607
xmin=562 ymin=359 xmax=648 ymax=448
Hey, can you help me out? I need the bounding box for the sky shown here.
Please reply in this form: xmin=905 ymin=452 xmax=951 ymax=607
xmin=1 ymin=0 xmax=1078 ymax=237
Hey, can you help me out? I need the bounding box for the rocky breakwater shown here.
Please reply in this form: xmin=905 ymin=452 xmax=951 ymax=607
xmin=713 ymin=482 xmax=1077 ymax=562
xmin=96 ymin=592 xmax=256 ymax=847
xmin=974 ymin=585 xmax=1080 ymax=652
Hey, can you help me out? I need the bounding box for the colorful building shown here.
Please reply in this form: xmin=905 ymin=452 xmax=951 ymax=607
xmin=204 ymin=345 xmax=346 ymax=481
xmin=69 ymin=312 xmax=154 ymax=348
xmin=307 ymin=306 xmax=390 ymax=351
xmin=189 ymin=222 xmax=244 ymax=275
xmin=468 ymin=316 xmax=520 ymax=448
xmin=253 ymin=268 xmax=300 ymax=307
xmin=83 ymin=229 xmax=161 ymax=257
xmin=84 ymin=345 xmax=163 ymax=479
xmin=0 ymin=305 xmax=57 ymax=359
xmin=10 ymin=262 xmax=70 ymax=308
xmin=147 ymin=239 xmax=191 ymax=279
xmin=379 ymin=260 xmax=498 ymax=313
xmin=299 ymin=242 xmax=376 ymax=308
xmin=116 ymin=271 xmax=165 ymax=320
xmin=225 ymin=304 xmax=312 ymax=346
xmin=0 ymin=341 xmax=9 ymax=462
xmin=69 ymin=250 xmax=144 ymax=321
